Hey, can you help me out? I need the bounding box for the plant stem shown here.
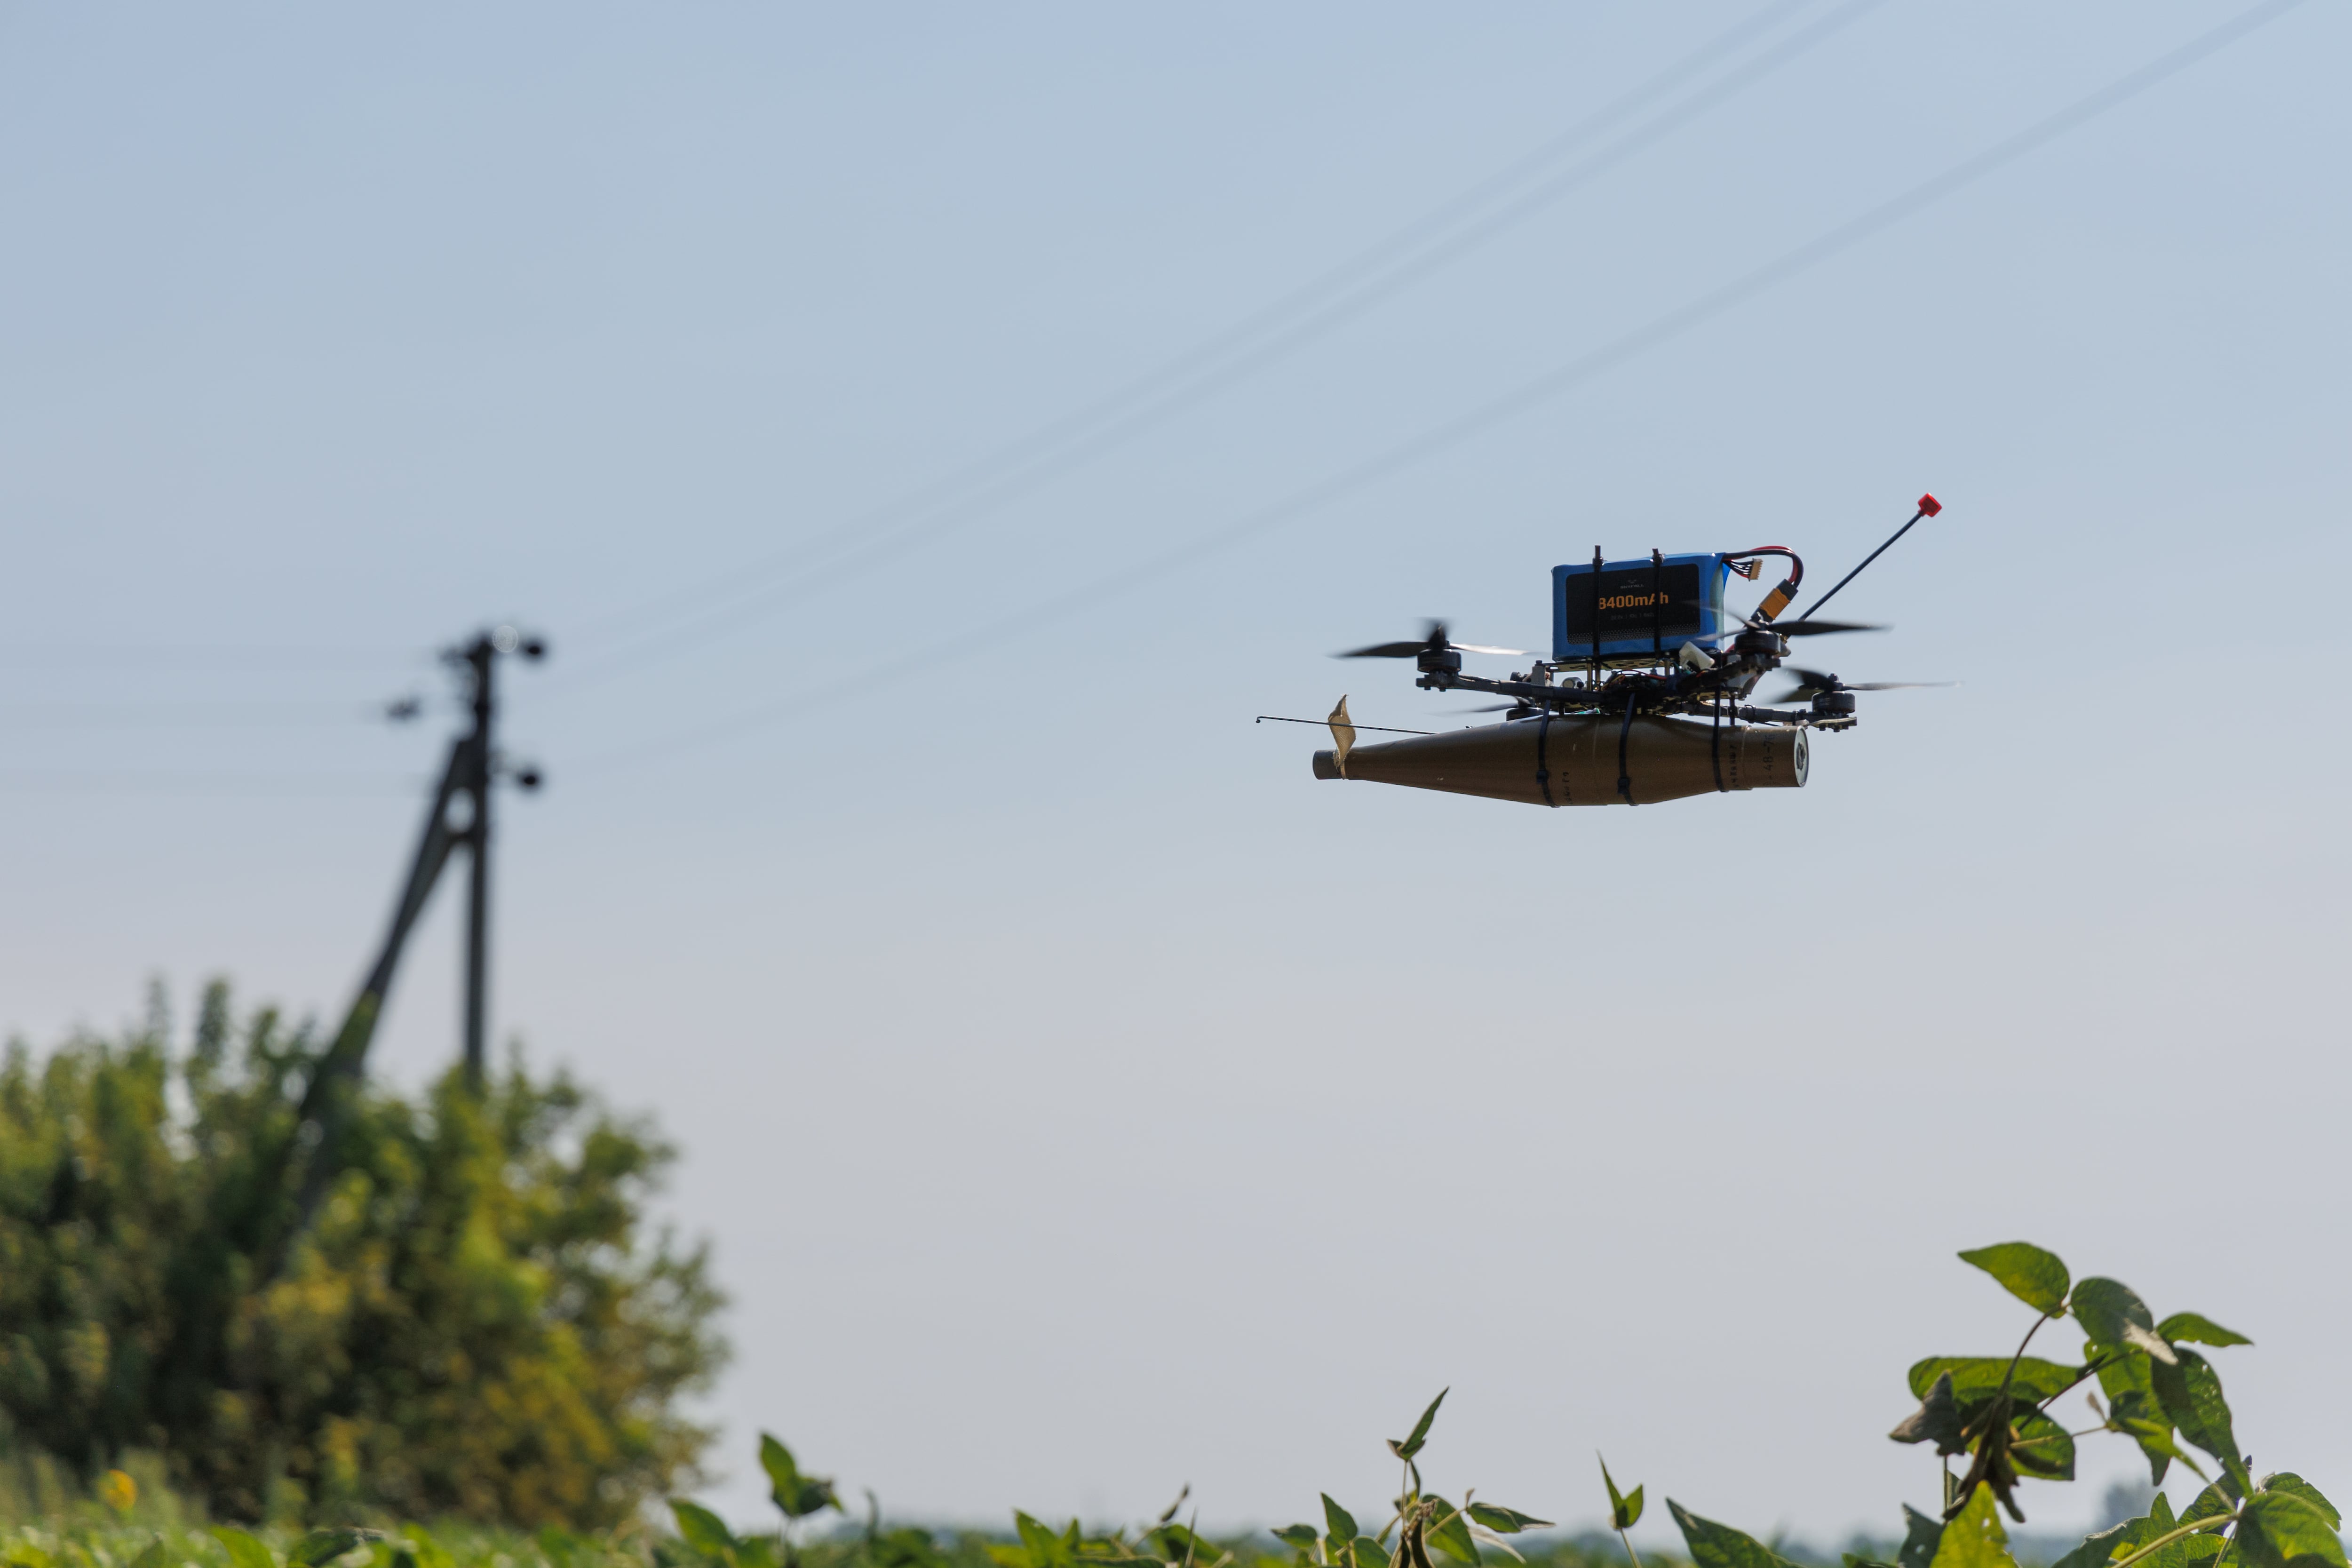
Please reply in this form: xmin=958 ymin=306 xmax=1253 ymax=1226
xmin=2104 ymin=1513 xmax=2238 ymax=1568
xmin=1994 ymin=1314 xmax=2050 ymax=1401
xmin=2009 ymin=1424 xmax=2109 ymax=1450
xmin=2038 ymin=1357 xmax=2115 ymax=1415
xmin=1615 ymin=1529 xmax=1644 ymax=1568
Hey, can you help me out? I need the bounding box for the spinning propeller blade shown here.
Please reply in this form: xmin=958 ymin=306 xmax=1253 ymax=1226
xmin=1336 ymin=619 xmax=1534 ymax=659
xmin=1766 ymin=667 xmax=1956 ymax=704
xmin=1688 ymin=618 xmax=1888 ymax=643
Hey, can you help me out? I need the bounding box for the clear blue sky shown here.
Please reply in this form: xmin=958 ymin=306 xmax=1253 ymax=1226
xmin=2 ymin=0 xmax=2345 ymax=1544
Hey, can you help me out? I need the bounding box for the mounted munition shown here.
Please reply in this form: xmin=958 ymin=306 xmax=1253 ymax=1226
xmin=1313 ymin=714 xmax=1804 ymax=807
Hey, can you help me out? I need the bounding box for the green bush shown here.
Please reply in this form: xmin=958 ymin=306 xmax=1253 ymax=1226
xmin=0 ymin=983 xmax=726 ymax=1527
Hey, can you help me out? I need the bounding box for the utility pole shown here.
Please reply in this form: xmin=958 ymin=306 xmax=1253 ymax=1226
xmin=264 ymin=623 xmax=544 ymax=1274
xmin=462 ymin=633 xmax=496 ymax=1088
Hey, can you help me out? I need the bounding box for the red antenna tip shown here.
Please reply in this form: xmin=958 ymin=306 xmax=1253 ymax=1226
xmin=1917 ymin=492 xmax=1943 ymax=517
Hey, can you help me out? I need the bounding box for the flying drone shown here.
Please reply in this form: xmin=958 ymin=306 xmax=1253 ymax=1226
xmin=1262 ymin=494 xmax=1949 ymax=807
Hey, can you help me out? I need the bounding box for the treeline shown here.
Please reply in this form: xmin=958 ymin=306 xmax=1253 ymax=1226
xmin=0 ymin=984 xmax=726 ymax=1527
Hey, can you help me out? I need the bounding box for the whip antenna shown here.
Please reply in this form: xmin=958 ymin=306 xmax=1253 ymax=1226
xmin=1791 ymin=493 xmax=1942 ymax=623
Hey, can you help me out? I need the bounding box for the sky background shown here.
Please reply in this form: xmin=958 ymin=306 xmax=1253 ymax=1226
xmin=2 ymin=0 xmax=2346 ymax=1547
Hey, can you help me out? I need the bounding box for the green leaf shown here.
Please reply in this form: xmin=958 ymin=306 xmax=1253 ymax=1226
xmin=672 ymin=1502 xmax=738 ymax=1560
xmin=1958 ymin=1244 xmax=2071 ymax=1317
xmin=761 ymin=1433 xmax=839 ymax=1519
xmin=2050 ymin=1520 xmax=2135 ymax=1568
xmin=1274 ymin=1528 xmax=1321 ymax=1552
xmin=128 ymin=1544 xmax=167 ymax=1568
xmin=2073 ymin=1281 xmax=2176 ymax=1361
xmin=1324 ymin=1498 xmax=1360 ymax=1548
xmin=1600 ymin=1458 xmax=1645 ymax=1531
xmin=1668 ymin=1502 xmax=1806 ymax=1568
xmin=2134 ymin=1497 xmax=2231 ymax=1568
xmin=1015 ymin=1516 xmax=1073 ymax=1568
xmin=2094 ymin=1353 xmax=2191 ymax=1487
xmin=291 ymin=1534 xmax=367 ymax=1568
xmin=1890 ymin=1373 xmax=1966 ymax=1454
xmin=1354 ymin=1540 xmax=1393 ymax=1568
xmin=1392 ymin=1391 xmax=1448 ymax=1463
xmin=1907 ymin=1358 xmax=2084 ymax=1404
xmin=2161 ymin=1315 xmax=2253 ymax=1349
xmin=2150 ymin=1350 xmax=2250 ymax=1495
xmin=215 ymin=1531 xmax=279 ymax=1568
xmin=2261 ymin=1478 xmax=2341 ymax=1533
xmin=1424 ymin=1500 xmax=1478 ymax=1565
xmin=398 ymin=1528 xmax=453 ymax=1568
xmin=2113 ymin=1411 xmax=2205 ymax=1486
xmin=1898 ymin=1507 xmax=1945 ymax=1568
xmin=873 ymin=1529 xmax=948 ymax=1568
xmin=2007 ymin=1405 xmax=2077 ymax=1481
xmin=1152 ymin=1526 xmax=1220 ymax=1566
xmin=1466 ymin=1506 xmax=1551 ymax=1536
xmin=760 ymin=1433 xmax=803 ymax=1493
xmin=2049 ymin=1495 xmax=2230 ymax=1568
xmin=2238 ymin=1491 xmax=2348 ymax=1568
xmin=1847 ymin=1558 xmax=1900 ymax=1568
xmin=1929 ymin=1485 xmax=2021 ymax=1568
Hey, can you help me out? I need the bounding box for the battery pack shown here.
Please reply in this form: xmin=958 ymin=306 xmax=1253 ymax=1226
xmin=1551 ymin=553 xmax=1733 ymax=661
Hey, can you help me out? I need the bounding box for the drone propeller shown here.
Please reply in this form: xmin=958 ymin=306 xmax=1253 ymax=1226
xmin=1686 ymin=617 xmax=1888 ymax=644
xmin=1337 ymin=620 xmax=1534 ymax=659
xmin=1766 ymin=667 xmax=1955 ymax=704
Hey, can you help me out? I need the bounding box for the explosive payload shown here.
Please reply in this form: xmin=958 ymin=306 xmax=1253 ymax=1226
xmin=1261 ymin=495 xmax=1949 ymax=808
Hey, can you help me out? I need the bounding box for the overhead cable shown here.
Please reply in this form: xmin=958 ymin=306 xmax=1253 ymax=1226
xmin=566 ymin=0 xmax=2310 ymax=778
xmin=543 ymin=0 xmax=1885 ymax=694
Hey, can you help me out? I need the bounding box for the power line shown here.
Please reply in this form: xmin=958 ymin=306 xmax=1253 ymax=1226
xmin=0 ymin=700 xmax=395 ymax=729
xmin=0 ymin=645 xmax=427 ymax=670
xmin=540 ymin=0 xmax=1884 ymax=696
xmin=566 ymin=0 xmax=2308 ymax=778
xmin=0 ymin=771 xmax=424 ymax=796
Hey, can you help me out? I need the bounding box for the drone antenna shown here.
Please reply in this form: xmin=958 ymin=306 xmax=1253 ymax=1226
xmin=1793 ymin=493 xmax=1943 ymax=623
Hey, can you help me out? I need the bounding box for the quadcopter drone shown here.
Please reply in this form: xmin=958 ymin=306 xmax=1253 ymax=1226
xmin=1263 ymin=494 xmax=1948 ymax=807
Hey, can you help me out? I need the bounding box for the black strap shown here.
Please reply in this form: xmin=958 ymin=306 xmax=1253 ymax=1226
xmin=1650 ymin=547 xmax=1663 ymax=666
xmin=1535 ymin=707 xmax=1556 ymax=807
xmin=1589 ymin=544 xmax=1603 ymax=688
xmin=1615 ymin=688 xmax=1637 ymax=804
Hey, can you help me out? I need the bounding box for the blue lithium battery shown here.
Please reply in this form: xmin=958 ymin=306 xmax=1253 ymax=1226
xmin=1551 ymin=553 xmax=1734 ymax=661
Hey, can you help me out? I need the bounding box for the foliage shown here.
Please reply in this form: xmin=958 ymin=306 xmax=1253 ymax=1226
xmin=4 ymin=1021 xmax=2333 ymax=1568
xmin=672 ymin=1242 xmax=2340 ymax=1568
xmin=0 ymin=983 xmax=726 ymax=1527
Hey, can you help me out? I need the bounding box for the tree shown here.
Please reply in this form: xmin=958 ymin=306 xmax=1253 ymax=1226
xmin=0 ymin=982 xmax=726 ymax=1527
